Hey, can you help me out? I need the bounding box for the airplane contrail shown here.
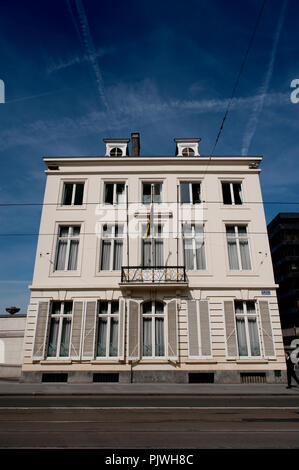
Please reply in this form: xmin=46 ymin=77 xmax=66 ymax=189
xmin=242 ymin=0 xmax=287 ymax=155
xmin=65 ymin=0 xmax=109 ymax=112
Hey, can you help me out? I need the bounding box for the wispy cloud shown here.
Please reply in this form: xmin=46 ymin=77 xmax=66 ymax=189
xmin=242 ymin=0 xmax=288 ymax=155
xmin=47 ymin=46 xmax=115 ymax=74
xmin=0 ymin=76 xmax=289 ymax=153
xmin=65 ymin=0 xmax=109 ymax=112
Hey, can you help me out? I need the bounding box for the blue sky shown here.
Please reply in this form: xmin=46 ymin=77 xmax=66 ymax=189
xmin=0 ymin=0 xmax=298 ymax=313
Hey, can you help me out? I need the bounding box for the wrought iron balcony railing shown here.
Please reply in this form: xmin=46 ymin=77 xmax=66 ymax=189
xmin=121 ymin=266 xmax=187 ymax=284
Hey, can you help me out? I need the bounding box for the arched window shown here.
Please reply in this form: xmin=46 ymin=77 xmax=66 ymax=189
xmin=110 ymin=147 xmax=123 ymax=157
xmin=182 ymin=147 xmax=195 ymax=157
xmin=142 ymin=301 xmax=165 ymax=357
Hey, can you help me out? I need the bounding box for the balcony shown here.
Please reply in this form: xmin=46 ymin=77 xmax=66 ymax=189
xmin=121 ymin=266 xmax=187 ymax=286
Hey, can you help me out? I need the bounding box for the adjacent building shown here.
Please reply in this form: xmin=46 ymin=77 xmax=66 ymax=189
xmin=0 ymin=312 xmax=27 ymax=379
xmin=267 ymin=213 xmax=299 ymax=345
xmin=21 ymin=133 xmax=285 ymax=383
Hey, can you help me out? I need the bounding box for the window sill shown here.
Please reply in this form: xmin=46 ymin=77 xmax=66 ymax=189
xmin=40 ymin=360 xmax=72 ymax=364
xmin=185 ymin=359 xmax=217 ymax=364
xmin=236 ymin=359 xmax=268 ymax=364
xmin=50 ymin=271 xmax=82 ymax=277
xmin=221 ymin=205 xmax=249 ymax=210
xmin=226 ymin=272 xmax=258 ymax=277
xmin=138 ymin=359 xmax=171 ymax=364
xmin=56 ymin=205 xmax=86 ymax=210
xmin=91 ymin=359 xmax=124 ymax=364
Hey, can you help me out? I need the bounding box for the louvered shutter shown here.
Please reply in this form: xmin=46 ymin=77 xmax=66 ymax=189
xmin=224 ymin=300 xmax=237 ymax=358
xmin=127 ymin=300 xmax=140 ymax=361
xmin=70 ymin=301 xmax=84 ymax=360
xmin=199 ymin=300 xmax=211 ymax=356
xmin=32 ymin=301 xmax=50 ymax=360
xmin=259 ymin=301 xmax=275 ymax=358
xmin=187 ymin=300 xmax=199 ymax=357
xmin=167 ymin=300 xmax=178 ymax=360
xmin=82 ymin=300 xmax=97 ymax=360
xmin=118 ymin=298 xmax=125 ymax=360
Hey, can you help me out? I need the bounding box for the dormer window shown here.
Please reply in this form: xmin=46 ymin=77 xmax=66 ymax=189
xmin=110 ymin=147 xmax=123 ymax=157
xmin=103 ymin=138 xmax=130 ymax=157
xmin=174 ymin=138 xmax=201 ymax=156
xmin=182 ymin=147 xmax=195 ymax=157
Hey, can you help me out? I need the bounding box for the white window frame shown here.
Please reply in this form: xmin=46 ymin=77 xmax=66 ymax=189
xmin=142 ymin=301 xmax=166 ymax=359
xmin=180 ymin=182 xmax=202 ymax=204
xmin=61 ymin=182 xmax=84 ymax=206
xmin=96 ymin=301 xmax=120 ymax=358
xmin=226 ymin=224 xmax=252 ymax=271
xmin=100 ymin=224 xmax=124 ymax=271
xmin=55 ymin=225 xmax=80 ymax=271
xmin=103 ymin=182 xmax=126 ymax=205
xmin=182 ymin=223 xmax=206 ymax=271
xmin=142 ymin=182 xmax=163 ymax=204
xmin=222 ymin=181 xmax=243 ymax=205
xmin=234 ymin=300 xmax=261 ymax=358
xmin=47 ymin=301 xmax=73 ymax=359
xmin=141 ymin=223 xmax=164 ymax=267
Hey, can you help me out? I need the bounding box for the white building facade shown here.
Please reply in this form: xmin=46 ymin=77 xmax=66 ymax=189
xmin=21 ymin=134 xmax=286 ymax=383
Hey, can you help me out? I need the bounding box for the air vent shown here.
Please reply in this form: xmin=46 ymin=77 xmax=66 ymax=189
xmin=240 ymin=372 xmax=266 ymax=384
xmin=42 ymin=373 xmax=68 ymax=383
xmin=93 ymin=373 xmax=119 ymax=383
xmin=188 ymin=373 xmax=214 ymax=384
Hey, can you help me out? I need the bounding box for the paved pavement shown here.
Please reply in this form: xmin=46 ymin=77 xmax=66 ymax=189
xmin=0 ymin=379 xmax=298 ymax=395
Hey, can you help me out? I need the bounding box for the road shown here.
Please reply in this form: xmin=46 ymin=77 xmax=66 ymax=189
xmin=0 ymin=394 xmax=298 ymax=449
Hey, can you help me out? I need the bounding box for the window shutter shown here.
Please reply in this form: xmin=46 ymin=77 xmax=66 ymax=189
xmin=187 ymin=300 xmax=199 ymax=357
xmin=32 ymin=301 xmax=50 ymax=360
xmin=224 ymin=300 xmax=237 ymax=358
xmin=127 ymin=300 xmax=140 ymax=361
xmin=199 ymin=300 xmax=211 ymax=356
xmin=82 ymin=301 xmax=97 ymax=360
xmin=70 ymin=301 xmax=84 ymax=360
xmin=118 ymin=298 xmax=125 ymax=360
xmin=167 ymin=300 xmax=178 ymax=360
xmin=259 ymin=301 xmax=275 ymax=358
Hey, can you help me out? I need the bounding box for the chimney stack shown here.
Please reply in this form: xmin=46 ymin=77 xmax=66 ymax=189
xmin=131 ymin=132 xmax=140 ymax=156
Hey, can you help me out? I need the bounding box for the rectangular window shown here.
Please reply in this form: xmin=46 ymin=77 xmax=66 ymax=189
xmin=142 ymin=224 xmax=164 ymax=267
xmin=47 ymin=301 xmax=73 ymax=358
xmin=222 ymin=182 xmax=243 ymax=205
xmin=55 ymin=226 xmax=80 ymax=271
xmin=234 ymin=301 xmax=260 ymax=357
xmin=62 ymin=183 xmax=84 ymax=205
xmin=142 ymin=183 xmax=162 ymax=204
xmin=142 ymin=301 xmax=165 ymax=357
xmin=183 ymin=224 xmax=206 ymax=270
xmin=100 ymin=224 xmax=123 ymax=270
xmin=226 ymin=225 xmax=251 ymax=270
xmin=96 ymin=301 xmax=119 ymax=357
xmin=180 ymin=182 xmax=201 ymax=204
xmin=104 ymin=183 xmax=125 ymax=205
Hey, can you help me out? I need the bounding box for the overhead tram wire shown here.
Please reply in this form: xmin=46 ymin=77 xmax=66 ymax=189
xmin=209 ymin=0 xmax=268 ymax=157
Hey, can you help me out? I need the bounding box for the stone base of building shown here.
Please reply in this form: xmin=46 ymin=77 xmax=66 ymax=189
xmin=20 ymin=369 xmax=287 ymax=384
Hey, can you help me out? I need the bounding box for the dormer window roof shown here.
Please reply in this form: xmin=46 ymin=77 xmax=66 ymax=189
xmin=174 ymin=138 xmax=201 ymax=156
xmin=103 ymin=138 xmax=130 ymax=157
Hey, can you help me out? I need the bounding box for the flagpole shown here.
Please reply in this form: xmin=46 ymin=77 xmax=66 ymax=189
xmin=151 ymin=184 xmax=154 ymax=281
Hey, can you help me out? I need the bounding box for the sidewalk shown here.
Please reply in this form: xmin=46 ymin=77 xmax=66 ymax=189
xmin=0 ymin=380 xmax=298 ymax=395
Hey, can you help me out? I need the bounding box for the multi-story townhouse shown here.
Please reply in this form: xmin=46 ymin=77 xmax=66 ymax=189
xmin=21 ymin=133 xmax=285 ymax=383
